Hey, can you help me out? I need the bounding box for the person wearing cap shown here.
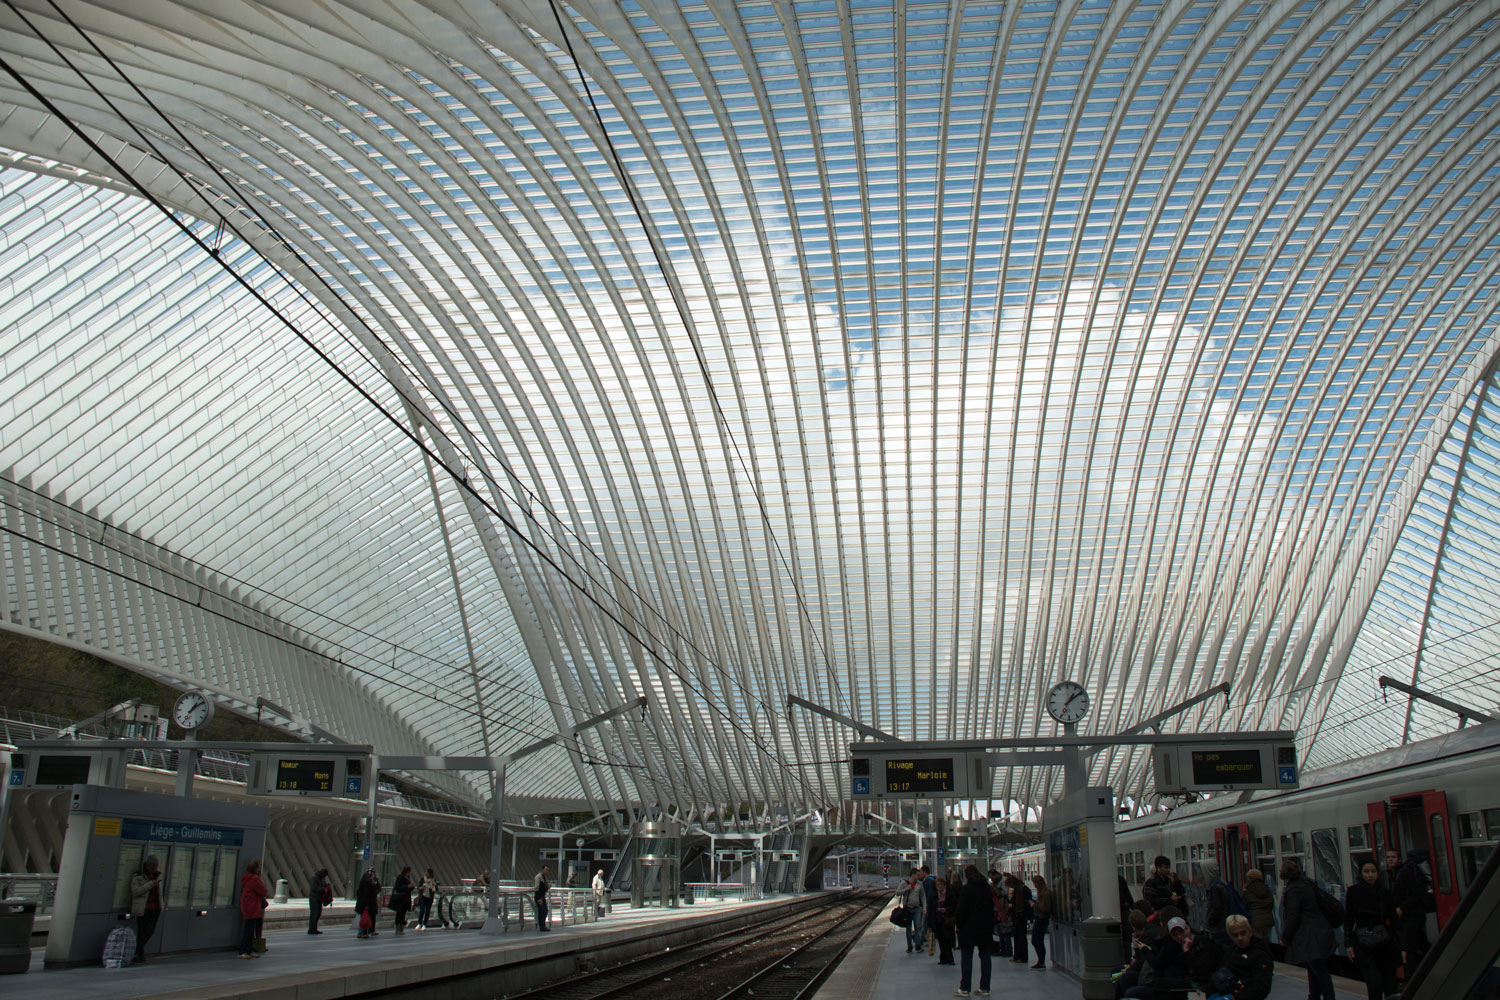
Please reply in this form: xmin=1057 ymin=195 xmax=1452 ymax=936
xmin=1118 ymin=915 xmax=1193 ymax=999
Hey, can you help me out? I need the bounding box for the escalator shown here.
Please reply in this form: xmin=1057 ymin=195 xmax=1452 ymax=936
xmin=1402 ymin=838 xmax=1500 ymax=999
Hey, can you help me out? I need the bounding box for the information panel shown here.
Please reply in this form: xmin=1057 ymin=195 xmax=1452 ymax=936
xmin=1154 ymin=742 xmax=1298 ymax=793
xmin=1190 ymin=748 xmax=1263 ymax=785
xmin=246 ymin=752 xmax=369 ymax=798
xmin=885 ymin=757 xmax=957 ymax=794
xmin=850 ymin=749 xmax=989 ymax=799
xmin=276 ymin=758 xmax=335 ymax=793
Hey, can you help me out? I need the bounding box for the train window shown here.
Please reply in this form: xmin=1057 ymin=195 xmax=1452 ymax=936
xmin=1457 ymin=813 xmax=1496 ymax=885
xmin=1431 ymin=814 xmax=1454 ymax=895
xmin=1485 ymin=809 xmax=1500 ymax=837
xmin=1312 ymin=828 xmax=1341 ymax=894
xmin=1459 ymin=813 xmax=1484 ymax=840
xmin=1348 ymin=825 xmax=1367 ymax=849
xmin=1281 ymin=832 xmax=1304 ymax=855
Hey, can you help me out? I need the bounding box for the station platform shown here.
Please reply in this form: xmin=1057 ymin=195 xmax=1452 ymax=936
xmin=816 ymin=907 xmax=1375 ymax=1000
xmin=12 ymin=894 xmax=798 ymax=1000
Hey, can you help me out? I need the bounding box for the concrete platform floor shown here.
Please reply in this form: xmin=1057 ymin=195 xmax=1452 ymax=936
xmin=9 ymin=895 xmax=788 ymax=1000
xmin=816 ymin=911 xmax=1376 ymax=1000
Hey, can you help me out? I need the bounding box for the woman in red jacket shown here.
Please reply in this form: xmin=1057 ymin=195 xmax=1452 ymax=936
xmin=238 ymin=858 xmax=269 ymax=959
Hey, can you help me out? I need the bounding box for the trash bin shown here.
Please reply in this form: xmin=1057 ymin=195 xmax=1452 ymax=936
xmin=0 ymin=898 xmax=38 ymax=974
xmin=683 ymin=882 xmax=694 ymax=905
xmin=1081 ymin=915 xmax=1121 ymax=999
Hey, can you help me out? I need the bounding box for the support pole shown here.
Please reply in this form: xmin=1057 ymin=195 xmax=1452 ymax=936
xmin=484 ymin=766 xmax=506 ymax=926
xmin=174 ymin=730 xmax=198 ymax=797
xmin=1062 ymin=722 xmax=1085 ymax=794
xmin=362 ymin=755 xmax=380 ymax=874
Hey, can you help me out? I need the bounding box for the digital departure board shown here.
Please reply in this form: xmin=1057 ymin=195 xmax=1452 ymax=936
xmin=851 ymin=749 xmax=988 ymax=799
xmin=885 ymin=757 xmax=957 ymax=794
xmin=247 ymin=751 xmax=369 ymax=797
xmin=1153 ymin=742 xmax=1298 ymax=793
xmin=33 ymin=753 xmax=93 ymax=787
xmin=1190 ymin=749 xmax=1263 ymax=785
xmin=275 ymin=759 xmax=335 ymax=793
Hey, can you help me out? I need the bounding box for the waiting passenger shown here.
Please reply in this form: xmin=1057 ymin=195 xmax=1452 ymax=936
xmin=1119 ymin=915 xmax=1192 ymax=1000
xmin=1242 ymin=869 xmax=1274 ymax=943
xmin=953 ymin=864 xmax=993 ymax=997
xmin=1005 ymin=872 xmax=1032 ymax=964
xmin=592 ymin=868 xmax=608 ymax=918
xmin=1142 ymin=856 xmax=1186 ymax=912
xmin=901 ymin=870 xmax=925 ymax=953
xmin=1344 ymin=855 xmax=1398 ymax=1000
xmin=1279 ymin=859 xmax=1336 ymax=1000
xmin=534 ymin=864 xmax=552 ymax=931
xmin=1391 ymin=849 xmax=1434 ymax=976
xmin=1204 ymin=914 xmax=1274 ymax=1000
xmin=128 ymin=854 xmax=163 ymax=964
xmin=355 ymin=868 xmax=382 ymax=939
xmin=308 ymin=867 xmax=332 ymax=934
xmin=417 ymin=868 xmax=438 ymax=928
xmin=391 ymin=865 xmax=413 ymax=934
xmin=237 ymin=858 xmax=269 ymax=959
xmin=933 ymin=876 xmax=956 ymax=965
xmin=1030 ymin=874 xmax=1051 ymax=969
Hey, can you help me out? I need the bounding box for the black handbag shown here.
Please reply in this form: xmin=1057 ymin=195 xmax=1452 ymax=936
xmin=889 ymin=905 xmax=911 ymax=927
xmin=1356 ymin=923 xmax=1391 ymax=948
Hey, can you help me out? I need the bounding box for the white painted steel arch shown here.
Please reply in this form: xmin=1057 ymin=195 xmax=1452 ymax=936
xmin=0 ymin=1 xmax=1498 ymax=819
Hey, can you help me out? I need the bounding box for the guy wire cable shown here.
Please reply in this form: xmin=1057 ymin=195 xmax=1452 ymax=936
xmin=13 ymin=0 xmax=783 ymax=731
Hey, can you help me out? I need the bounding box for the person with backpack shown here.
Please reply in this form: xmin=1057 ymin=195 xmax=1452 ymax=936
xmin=1279 ymin=859 xmax=1338 ymax=1000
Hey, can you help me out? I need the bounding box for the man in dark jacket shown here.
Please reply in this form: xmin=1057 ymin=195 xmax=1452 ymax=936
xmin=1391 ymin=849 xmax=1434 ymax=974
xmin=1210 ymin=915 xmax=1275 ymax=1000
xmin=1143 ymin=856 xmax=1186 ymax=911
xmin=1279 ymin=860 xmax=1335 ymax=1000
xmin=954 ymin=865 xmax=993 ymax=997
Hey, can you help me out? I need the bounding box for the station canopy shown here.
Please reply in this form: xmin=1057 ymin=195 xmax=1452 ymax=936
xmin=1 ymin=1 xmax=1499 ymax=820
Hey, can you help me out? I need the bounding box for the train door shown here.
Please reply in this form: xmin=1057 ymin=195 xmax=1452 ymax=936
xmin=1367 ymin=800 xmax=1394 ymax=865
xmin=1212 ymin=824 xmax=1251 ymax=886
xmin=1226 ymin=822 xmax=1251 ymax=886
xmin=1389 ymin=790 xmax=1460 ymax=928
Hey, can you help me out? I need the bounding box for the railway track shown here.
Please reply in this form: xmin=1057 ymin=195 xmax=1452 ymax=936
xmin=499 ymin=890 xmax=886 ymax=1000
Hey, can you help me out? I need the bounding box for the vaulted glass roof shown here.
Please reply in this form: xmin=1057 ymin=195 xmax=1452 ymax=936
xmin=1 ymin=0 xmax=1498 ymax=820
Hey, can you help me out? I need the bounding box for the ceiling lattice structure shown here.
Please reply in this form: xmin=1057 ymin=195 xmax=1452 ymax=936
xmin=1 ymin=0 xmax=1499 ymax=820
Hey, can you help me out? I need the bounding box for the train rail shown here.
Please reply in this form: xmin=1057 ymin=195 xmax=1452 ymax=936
xmin=499 ymin=890 xmax=886 ymax=1000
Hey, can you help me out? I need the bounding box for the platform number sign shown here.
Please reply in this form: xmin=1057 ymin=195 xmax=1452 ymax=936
xmin=7 ymin=768 xmax=21 ymax=786
xmin=346 ymin=776 xmax=362 ymax=794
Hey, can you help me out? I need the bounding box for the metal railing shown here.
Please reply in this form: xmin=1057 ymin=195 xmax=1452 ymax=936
xmin=431 ymin=885 xmax=599 ymax=931
xmin=683 ymin=881 xmax=759 ymax=901
xmin=0 ymin=873 xmax=58 ymax=912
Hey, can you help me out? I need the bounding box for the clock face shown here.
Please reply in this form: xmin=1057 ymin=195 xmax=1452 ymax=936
xmin=173 ymin=692 xmax=214 ymax=730
xmin=1046 ymin=681 xmax=1090 ymax=724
